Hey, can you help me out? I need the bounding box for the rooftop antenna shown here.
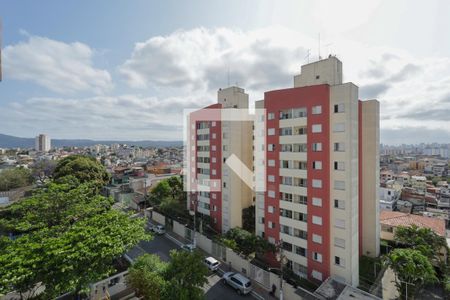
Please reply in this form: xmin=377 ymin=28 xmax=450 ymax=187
xmin=318 ymin=33 xmax=321 ymax=60
xmin=324 ymin=43 xmax=333 ymax=57
xmin=304 ymin=49 xmax=311 ymax=64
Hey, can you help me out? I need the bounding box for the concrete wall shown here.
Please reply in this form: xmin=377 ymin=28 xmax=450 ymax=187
xmin=226 ymin=248 xmax=251 ymax=276
xmin=173 ymin=220 xmax=186 ymax=237
xmin=197 ymin=233 xmax=213 ymax=254
xmin=361 ymin=100 xmax=380 ymax=257
xmin=152 ymin=211 xmax=166 ymax=225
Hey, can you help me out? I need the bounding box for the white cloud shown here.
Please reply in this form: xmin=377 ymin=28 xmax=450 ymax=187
xmin=119 ymin=27 xmax=313 ymax=94
xmin=3 ymin=35 xmax=113 ymax=94
xmin=0 ymin=94 xmax=212 ymax=140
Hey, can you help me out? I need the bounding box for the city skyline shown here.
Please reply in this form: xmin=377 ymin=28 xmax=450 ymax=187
xmin=1 ymin=0 xmax=450 ymax=144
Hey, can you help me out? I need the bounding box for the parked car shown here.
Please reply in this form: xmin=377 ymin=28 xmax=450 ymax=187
xmin=154 ymin=224 xmax=165 ymax=235
xmin=204 ymin=256 xmax=220 ymax=271
xmin=222 ymin=272 xmax=252 ymax=295
xmin=180 ymin=243 xmax=196 ymax=252
xmin=147 ymin=223 xmax=155 ymax=231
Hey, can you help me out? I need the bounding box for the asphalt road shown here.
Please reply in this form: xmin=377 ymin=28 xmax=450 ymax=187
xmin=126 ymin=231 xmax=252 ymax=299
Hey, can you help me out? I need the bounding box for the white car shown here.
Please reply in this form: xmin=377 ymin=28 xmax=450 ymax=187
xmin=204 ymin=256 xmax=220 ymax=271
xmin=222 ymin=272 xmax=252 ymax=295
xmin=154 ymin=224 xmax=165 ymax=235
xmin=180 ymin=243 xmax=196 ymax=252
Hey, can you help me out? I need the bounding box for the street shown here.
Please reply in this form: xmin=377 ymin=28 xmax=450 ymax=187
xmin=126 ymin=231 xmax=253 ymax=299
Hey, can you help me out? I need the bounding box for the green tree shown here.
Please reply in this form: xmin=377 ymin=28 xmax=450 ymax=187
xmin=0 ymin=167 xmax=33 ymax=191
xmin=149 ymin=180 xmax=171 ymax=205
xmin=128 ymin=254 xmax=168 ymax=299
xmin=0 ymin=210 xmax=149 ymax=297
xmin=0 ymin=182 xmax=113 ymax=235
xmin=127 ymin=251 xmax=208 ymax=300
xmin=53 ymin=155 xmax=110 ymax=189
xmin=384 ymin=249 xmax=437 ymax=299
xmin=394 ymin=225 xmax=448 ymax=266
xmin=31 ymin=159 xmax=57 ymax=184
xmin=164 ymin=250 xmax=208 ymax=300
xmin=242 ymin=205 xmax=255 ymax=233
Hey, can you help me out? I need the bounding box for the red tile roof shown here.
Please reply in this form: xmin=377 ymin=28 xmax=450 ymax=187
xmin=380 ymin=210 xmax=446 ymax=236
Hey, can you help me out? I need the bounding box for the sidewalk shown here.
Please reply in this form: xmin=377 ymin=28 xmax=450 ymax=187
xmin=165 ymin=229 xmax=278 ymax=300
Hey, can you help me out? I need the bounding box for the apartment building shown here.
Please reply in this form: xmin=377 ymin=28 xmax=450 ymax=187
xmin=35 ymin=134 xmax=51 ymax=152
xmin=255 ymin=57 xmax=380 ymax=287
xmin=188 ymin=87 xmax=254 ymax=233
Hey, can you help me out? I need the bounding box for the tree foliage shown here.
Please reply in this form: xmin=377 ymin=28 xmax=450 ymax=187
xmin=222 ymin=227 xmax=275 ymax=257
xmin=0 ymin=167 xmax=33 ymax=191
xmin=0 ymin=154 xmax=149 ymax=298
xmin=53 ymin=155 xmax=110 ymax=189
xmin=242 ymin=205 xmax=255 ymax=233
xmin=31 ymin=159 xmax=57 ymax=184
xmin=384 ymin=248 xmax=437 ymax=299
xmin=0 ymin=210 xmax=149 ymax=298
xmin=394 ymin=225 xmax=448 ymax=266
xmin=127 ymin=251 xmax=208 ymax=300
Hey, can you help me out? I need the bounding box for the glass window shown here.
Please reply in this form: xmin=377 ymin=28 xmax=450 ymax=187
xmin=333 ymin=123 xmax=345 ymax=132
xmin=313 ymin=161 xmax=322 ymax=170
xmin=312 ymin=216 xmax=322 ymax=225
xmin=312 ymin=197 xmax=322 ymax=207
xmin=312 ymin=124 xmax=322 ymax=133
xmin=312 ymin=234 xmax=322 ymax=244
xmin=312 ymin=105 xmax=322 ymax=114
xmin=334 ymin=103 xmax=345 ymax=113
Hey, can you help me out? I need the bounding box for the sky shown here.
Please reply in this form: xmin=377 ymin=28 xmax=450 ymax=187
xmin=0 ymin=0 xmax=449 ymax=144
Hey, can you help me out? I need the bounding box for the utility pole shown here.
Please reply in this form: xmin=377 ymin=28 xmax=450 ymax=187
xmin=192 ymin=194 xmax=197 ymax=247
xmin=276 ymin=239 xmax=285 ymax=300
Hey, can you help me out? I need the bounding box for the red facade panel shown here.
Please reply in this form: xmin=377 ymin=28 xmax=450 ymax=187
xmin=264 ymin=85 xmax=331 ymax=280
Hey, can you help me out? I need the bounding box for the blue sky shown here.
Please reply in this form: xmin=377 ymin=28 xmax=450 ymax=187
xmin=1 ymin=0 xmax=449 ymax=143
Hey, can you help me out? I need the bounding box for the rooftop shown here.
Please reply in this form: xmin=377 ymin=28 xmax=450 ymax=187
xmin=380 ymin=210 xmax=446 ymax=236
xmin=314 ymin=277 xmax=381 ymax=300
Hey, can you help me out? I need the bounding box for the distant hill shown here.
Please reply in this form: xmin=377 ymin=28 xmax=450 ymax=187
xmin=0 ymin=133 xmax=182 ymax=149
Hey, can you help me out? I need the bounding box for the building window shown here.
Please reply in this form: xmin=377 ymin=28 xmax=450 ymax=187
xmin=268 ymin=190 xmax=275 ymax=198
xmin=268 ymin=144 xmax=275 ymax=151
xmin=312 ymin=143 xmax=322 ymax=152
xmin=212 ymin=193 xmax=217 ymax=199
xmin=223 ymin=182 xmax=227 ymax=188
xmin=268 ymin=221 xmax=276 ymax=229
xmin=313 ymin=161 xmax=322 ymax=170
xmin=313 ymin=252 xmax=323 ymax=263
xmin=294 ymin=126 xmax=307 ymax=135
xmin=335 ymin=256 xmax=345 ymax=267
xmin=283 ymin=242 xmax=293 ymax=252
xmin=268 ymin=206 xmax=274 ymax=213
xmin=293 ymin=195 xmax=308 ymax=205
xmin=334 ymin=237 xmax=345 ymax=248
xmin=212 ymin=121 xmax=216 ymax=127
xmin=293 ymin=212 xmax=307 ymax=222
xmin=294 ymin=228 xmax=307 ymax=239
xmin=312 ymin=197 xmax=322 ymax=207
xmin=268 ymin=128 xmax=276 ymax=136
xmin=334 ymin=199 xmax=345 ymax=209
xmin=333 ymin=123 xmax=345 ymax=132
xmin=312 ymin=179 xmax=322 ymax=188
xmin=211 ymin=145 xmax=217 ymax=151
xmin=312 ymin=234 xmax=322 ymax=244
xmin=293 ymin=143 xmax=307 ymax=152
xmin=312 ymin=124 xmax=322 ymax=133
xmin=334 ymin=180 xmax=345 ymax=190
xmin=335 ymin=218 xmax=346 ymax=229
xmin=295 ymin=246 xmax=307 ymax=257
xmin=268 ymin=112 xmax=275 ymax=120
xmin=312 ymin=270 xmax=323 ymax=281
xmin=279 ymin=127 xmax=293 ymax=136
xmin=212 ymin=157 xmax=217 ymax=163
xmin=312 ymin=105 xmax=322 ymax=114
xmin=212 ymin=133 xmax=217 ymax=139
xmin=334 ymin=161 xmax=345 ymax=171
xmin=293 ymin=107 xmax=307 ymax=118
xmin=223 ymin=145 xmax=228 ymax=151
xmin=334 ymin=103 xmax=345 ymax=113
xmin=268 ymin=159 xmax=275 ymax=167
xmin=268 ymin=175 xmax=275 ymax=182
xmin=312 ymin=216 xmax=322 ymax=225
xmin=212 ymin=169 xmax=217 ymax=176
xmin=334 ymin=142 xmax=345 ymax=152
